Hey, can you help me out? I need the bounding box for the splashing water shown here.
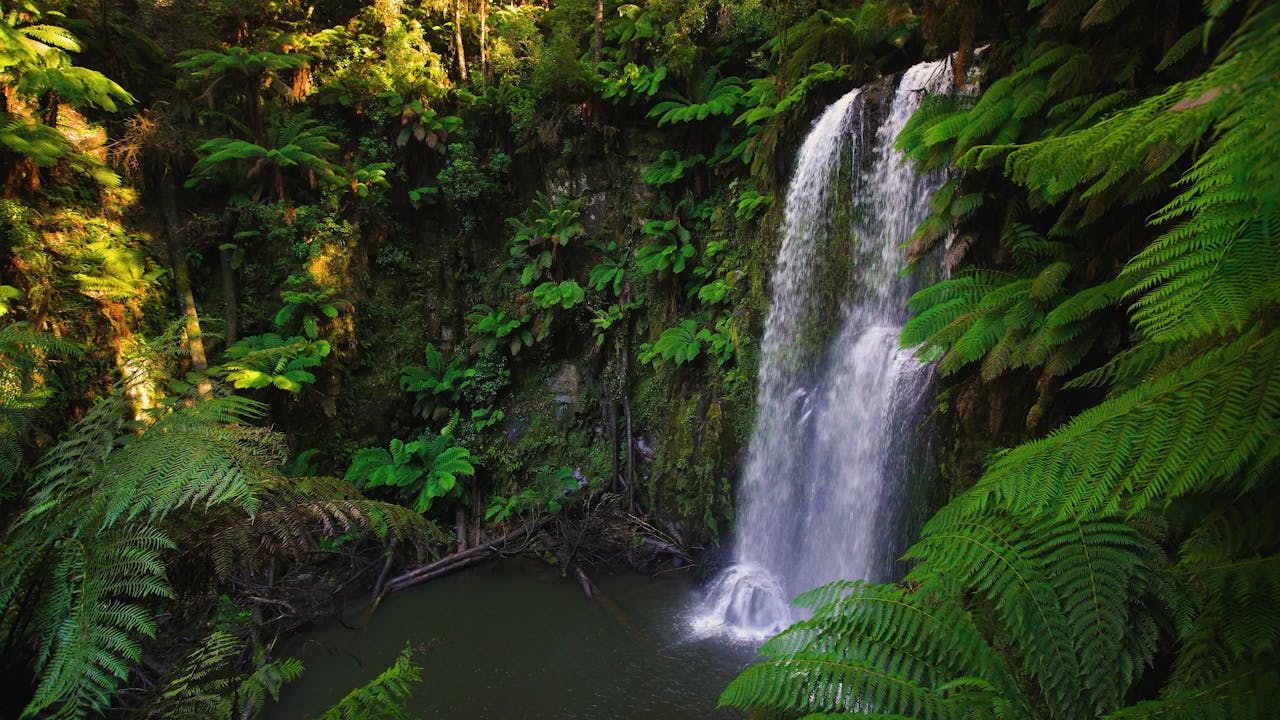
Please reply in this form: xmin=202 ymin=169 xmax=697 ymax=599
xmin=694 ymin=59 xmax=954 ymax=641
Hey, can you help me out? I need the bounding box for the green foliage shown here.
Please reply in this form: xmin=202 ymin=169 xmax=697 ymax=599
xmin=0 ymin=4 xmax=132 ymax=183
xmin=641 ymin=319 xmax=701 ymax=367
xmin=219 ymin=333 xmax=332 ymax=393
xmin=731 ymin=61 xmax=853 ymax=177
xmin=175 ymin=46 xmax=309 ymax=88
xmin=531 ymin=279 xmax=585 ymax=309
xmin=636 ymin=196 xmax=695 ymax=275
xmin=467 ymin=303 xmax=534 ymax=356
xmin=0 ymin=321 xmax=78 ymax=487
xmin=0 ymin=387 xmax=428 ymax=719
xmin=723 ymin=511 xmax=1166 ymax=720
xmin=400 ymin=343 xmax=475 ymax=421
xmin=345 ymin=423 xmax=476 ymax=513
xmin=316 ymin=644 xmax=421 ymax=720
xmin=185 ymin=112 xmax=344 ymax=200
xmin=146 ymin=632 xmax=304 ymax=719
xmin=436 ymin=142 xmax=511 ymax=207
xmin=68 ymin=239 xmax=165 ymax=302
xmin=730 ymin=3 xmax=1280 ymax=720
xmin=597 ymin=61 xmax=667 ymax=102
xmin=732 ymin=186 xmax=772 ymax=222
xmin=507 ymin=193 xmax=587 ymax=286
xmin=647 ymin=70 xmax=744 ymax=126
xmin=386 ymin=94 xmax=462 ymax=150
xmin=587 ymin=240 xmax=626 ymax=296
xmin=642 ymin=149 xmax=705 ymax=186
xmin=902 ymin=222 xmax=1128 ymax=381
xmin=485 ymin=466 xmax=581 ymax=522
xmin=274 ymin=284 xmax=341 ymax=340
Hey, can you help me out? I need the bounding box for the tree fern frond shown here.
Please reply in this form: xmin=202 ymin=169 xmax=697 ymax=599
xmin=1102 ymin=668 xmax=1278 ymax=720
xmin=951 ymin=327 xmax=1280 ymax=520
xmin=722 ymin=578 xmax=1029 ymax=720
xmin=147 ymin=630 xmax=304 ymax=719
xmin=909 ymin=511 xmax=1165 ymax=716
xmin=317 ymin=644 xmax=421 ymax=720
xmin=24 ymin=525 xmax=175 ymax=720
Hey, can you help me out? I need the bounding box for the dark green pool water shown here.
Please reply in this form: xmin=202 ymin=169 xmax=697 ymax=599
xmin=272 ymin=559 xmax=758 ymax=718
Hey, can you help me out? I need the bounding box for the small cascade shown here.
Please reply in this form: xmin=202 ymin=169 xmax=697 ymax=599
xmin=694 ymin=59 xmax=954 ymax=640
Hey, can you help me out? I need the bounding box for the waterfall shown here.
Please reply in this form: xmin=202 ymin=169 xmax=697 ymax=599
xmin=695 ymin=59 xmax=954 ymax=640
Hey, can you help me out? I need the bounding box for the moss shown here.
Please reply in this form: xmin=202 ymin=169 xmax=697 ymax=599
xmin=645 ymin=392 xmax=735 ymax=545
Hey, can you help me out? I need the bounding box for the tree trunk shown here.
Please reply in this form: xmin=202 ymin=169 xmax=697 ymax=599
xmin=479 ymin=0 xmax=489 ymax=79
xmin=593 ymin=0 xmax=604 ymax=69
xmin=41 ymin=91 xmax=58 ymax=129
xmin=159 ymin=170 xmax=213 ymax=400
xmin=453 ymin=0 xmax=468 ymax=82
xmin=220 ymin=212 xmax=239 ymax=345
xmin=455 ymin=506 xmax=468 ymax=552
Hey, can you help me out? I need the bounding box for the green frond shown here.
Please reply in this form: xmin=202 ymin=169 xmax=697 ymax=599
xmin=721 ymin=579 xmax=1028 ymax=720
xmin=208 ymin=475 xmax=437 ymax=579
xmin=1103 ymin=668 xmax=1278 ymax=720
xmin=908 ymin=512 xmax=1165 ymax=717
xmin=24 ymin=524 xmax=175 ymax=720
xmin=952 ymin=326 xmax=1280 ymax=520
xmin=1122 ymin=66 xmax=1280 ymax=342
xmin=317 ymin=644 xmax=421 ymax=720
xmin=148 ymin=631 xmax=304 ymax=719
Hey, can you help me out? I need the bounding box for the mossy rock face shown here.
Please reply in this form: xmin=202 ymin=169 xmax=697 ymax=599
xmin=645 ymin=392 xmax=736 ymax=546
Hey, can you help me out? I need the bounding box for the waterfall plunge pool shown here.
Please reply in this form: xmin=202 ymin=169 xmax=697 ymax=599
xmin=273 ymin=559 xmax=758 ymax=719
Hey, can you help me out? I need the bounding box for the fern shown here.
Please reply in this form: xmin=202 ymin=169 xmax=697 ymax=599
xmin=647 ymin=71 xmax=745 ymax=126
xmin=944 ymin=327 xmax=1280 ymax=521
xmin=145 ymin=631 xmax=304 ymax=719
xmin=317 ymin=644 xmax=421 ymax=720
xmin=724 ymin=512 xmax=1163 ymax=720
xmin=1 ymin=382 xmax=433 ymax=718
xmin=345 ymin=426 xmax=476 ymax=514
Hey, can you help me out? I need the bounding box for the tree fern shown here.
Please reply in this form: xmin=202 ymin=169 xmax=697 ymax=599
xmin=721 ymin=581 xmax=1015 ymax=720
xmin=1 ymin=381 xmax=434 ymax=718
xmin=941 ymin=326 xmax=1280 ymax=521
xmin=723 ymin=512 xmax=1164 ymax=720
xmin=145 ymin=631 xmax=304 ymax=719
xmin=24 ymin=525 xmax=174 ymax=719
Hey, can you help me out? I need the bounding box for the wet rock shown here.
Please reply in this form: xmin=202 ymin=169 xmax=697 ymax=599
xmin=548 ymin=363 xmax=581 ymax=422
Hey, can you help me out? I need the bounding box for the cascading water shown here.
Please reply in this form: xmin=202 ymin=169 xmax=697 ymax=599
xmin=695 ymin=59 xmax=955 ymax=640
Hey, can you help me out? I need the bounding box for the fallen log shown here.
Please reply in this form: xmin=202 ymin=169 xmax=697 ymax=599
xmin=386 ymin=552 xmax=491 ymax=592
xmin=380 ymin=517 xmax=553 ymax=596
xmin=641 ymin=537 xmax=691 ymax=559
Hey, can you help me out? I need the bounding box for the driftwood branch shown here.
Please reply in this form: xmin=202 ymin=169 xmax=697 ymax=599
xmin=379 ymin=517 xmax=553 ymax=597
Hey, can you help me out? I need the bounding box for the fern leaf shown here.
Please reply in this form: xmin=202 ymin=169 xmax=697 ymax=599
xmin=317 ymin=644 xmax=421 ymax=720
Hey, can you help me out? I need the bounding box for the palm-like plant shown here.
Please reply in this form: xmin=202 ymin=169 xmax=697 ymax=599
xmin=0 ymin=2 xmax=132 ymax=188
xmin=185 ymin=111 xmax=343 ymax=201
xmin=175 ymin=45 xmax=309 ymax=142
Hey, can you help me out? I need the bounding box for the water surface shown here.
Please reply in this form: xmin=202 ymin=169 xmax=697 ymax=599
xmin=275 ymin=559 xmax=756 ymax=719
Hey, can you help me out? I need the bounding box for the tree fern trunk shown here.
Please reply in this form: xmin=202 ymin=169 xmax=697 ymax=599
xmin=220 ymin=212 xmax=239 ymax=346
